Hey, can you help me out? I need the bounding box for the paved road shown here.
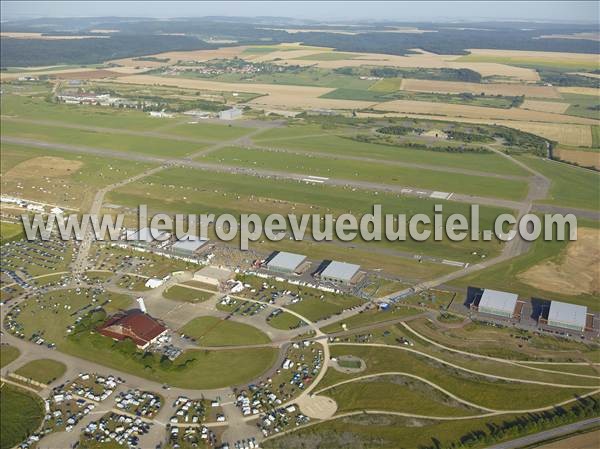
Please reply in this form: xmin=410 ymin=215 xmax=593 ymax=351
xmin=485 ymin=417 xmax=600 ymax=449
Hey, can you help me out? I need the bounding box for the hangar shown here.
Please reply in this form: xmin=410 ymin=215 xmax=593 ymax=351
xmin=171 ymin=236 xmax=209 ymax=258
xmin=266 ymin=251 xmax=307 ymax=274
xmin=127 ymin=227 xmax=168 ymax=247
xmin=193 ymin=266 xmax=234 ymax=287
xmin=547 ymin=301 xmax=588 ymax=332
xmin=477 ymin=289 xmax=519 ymax=318
xmin=320 ymin=261 xmax=361 ymax=284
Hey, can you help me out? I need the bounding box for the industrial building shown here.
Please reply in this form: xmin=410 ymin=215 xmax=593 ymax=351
xmin=543 ymin=301 xmax=589 ymax=332
xmin=319 ymin=261 xmax=361 ymax=284
xmin=193 ymin=266 xmax=234 ymax=287
xmin=97 ymin=310 xmax=167 ymax=349
xmin=218 ymin=107 xmax=243 ymax=120
xmin=126 ymin=227 xmax=169 ymax=247
xmin=265 ymin=251 xmax=307 ymax=274
xmin=171 ymin=236 xmax=209 ymax=258
xmin=474 ymin=289 xmax=520 ymax=319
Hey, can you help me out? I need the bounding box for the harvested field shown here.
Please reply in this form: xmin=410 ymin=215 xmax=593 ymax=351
xmin=554 ymin=148 xmax=600 ymax=169
xmin=373 ymin=99 xmax=598 ymax=124
xmin=47 ymin=69 xmax=128 ymax=80
xmin=0 ymin=32 xmax=108 ymax=40
xmin=356 ymin=113 xmax=594 ymax=147
xmin=557 ymin=87 xmax=600 ymax=96
xmin=517 ymin=228 xmax=600 ymax=296
xmin=520 ymin=100 xmax=570 ymax=114
xmin=112 ymin=74 xmax=375 ymax=109
xmin=457 ymin=48 xmax=600 ymax=70
xmin=110 ymin=46 xmax=248 ymax=68
xmin=4 ymin=156 xmax=83 ymax=181
xmin=401 ymin=78 xmax=560 ymax=98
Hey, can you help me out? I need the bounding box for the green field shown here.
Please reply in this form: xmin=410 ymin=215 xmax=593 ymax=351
xmin=1 ymin=120 xmax=207 ymax=157
xmin=562 ymin=93 xmax=600 ymax=120
xmin=1 ymin=143 xmax=156 ymax=210
xmin=201 ymin=146 xmax=528 ymax=200
xmin=252 ymin=131 xmax=529 ymax=177
xmin=323 ymin=376 xmax=479 ymax=416
xmin=0 ymin=222 xmax=24 ymax=244
xmin=369 ymin=77 xmax=404 ymax=92
xmin=320 ymin=305 xmax=422 ymax=333
xmin=107 ymin=166 xmax=513 ymax=263
xmin=320 ymin=345 xmax=591 ymax=410
xmin=179 ymin=316 xmax=271 ymax=346
xmin=267 ymin=311 xmax=307 ymax=330
xmin=163 ymin=285 xmax=215 ymax=303
xmin=592 ymin=125 xmax=600 ymax=147
xmin=520 ymin=156 xmax=600 ymax=210
xmin=0 ymin=345 xmax=20 ymax=368
xmin=456 ymin=54 xmax=599 ymax=71
xmin=160 ymin=122 xmax=255 ymax=141
xmin=14 ymin=359 xmax=66 ymax=384
xmin=0 ymin=384 xmax=44 ymax=449
xmin=262 ymin=396 xmax=599 ymax=449
xmin=294 ymin=52 xmax=359 ymax=60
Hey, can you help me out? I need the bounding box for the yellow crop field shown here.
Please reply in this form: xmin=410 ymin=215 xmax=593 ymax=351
xmin=374 ymin=99 xmax=597 ymax=124
xmin=369 ymin=78 xmax=404 ymax=92
xmin=401 ymin=78 xmax=560 ymax=98
xmin=520 ymin=100 xmax=570 ymax=114
xmin=557 ymin=87 xmax=600 ymax=96
xmin=554 ymin=148 xmax=600 ymax=169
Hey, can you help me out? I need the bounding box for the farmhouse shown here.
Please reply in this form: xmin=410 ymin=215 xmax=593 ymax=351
xmin=218 ymin=107 xmax=243 ymax=120
xmin=541 ymin=300 xmax=590 ymax=332
xmin=97 ymin=309 xmax=167 ymax=349
xmin=171 ymin=236 xmax=209 ymax=258
xmin=318 ymin=260 xmax=362 ymax=284
xmin=265 ymin=251 xmax=308 ymax=274
xmin=193 ymin=266 xmax=234 ymax=287
xmin=472 ymin=289 xmax=521 ymax=319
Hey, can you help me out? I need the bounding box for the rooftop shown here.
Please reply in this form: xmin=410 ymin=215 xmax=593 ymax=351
xmin=172 ymin=235 xmax=209 ymax=252
xmin=548 ymin=301 xmax=587 ymax=328
xmin=479 ymin=289 xmax=518 ymax=314
xmin=321 ymin=260 xmax=360 ymax=282
xmin=129 ymin=227 xmax=168 ymax=243
xmin=98 ymin=310 xmax=167 ymax=348
xmin=266 ymin=251 xmax=307 ymax=271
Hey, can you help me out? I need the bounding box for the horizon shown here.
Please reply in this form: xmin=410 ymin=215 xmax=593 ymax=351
xmin=1 ymin=1 xmax=598 ymax=24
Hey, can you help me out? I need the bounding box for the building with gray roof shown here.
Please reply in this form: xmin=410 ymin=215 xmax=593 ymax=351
xmin=547 ymin=301 xmax=587 ymax=332
xmin=477 ymin=289 xmax=518 ymax=318
xmin=320 ymin=261 xmax=361 ymax=284
xmin=171 ymin=236 xmax=209 ymax=257
xmin=266 ymin=251 xmax=307 ymax=274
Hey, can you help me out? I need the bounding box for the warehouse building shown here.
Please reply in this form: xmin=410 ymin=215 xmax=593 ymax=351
xmin=543 ymin=301 xmax=588 ymax=332
xmin=474 ymin=289 xmax=520 ymax=319
xmin=193 ymin=266 xmax=234 ymax=287
xmin=265 ymin=251 xmax=308 ymax=274
xmin=171 ymin=236 xmax=209 ymax=258
xmin=319 ymin=261 xmax=362 ymax=284
xmin=126 ymin=227 xmax=169 ymax=248
xmin=218 ymin=107 xmax=243 ymax=120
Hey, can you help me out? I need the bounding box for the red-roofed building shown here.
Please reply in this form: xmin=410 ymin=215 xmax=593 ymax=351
xmin=97 ymin=310 xmax=167 ymax=349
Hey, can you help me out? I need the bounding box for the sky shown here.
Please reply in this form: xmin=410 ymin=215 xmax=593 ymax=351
xmin=1 ymin=1 xmax=598 ymax=23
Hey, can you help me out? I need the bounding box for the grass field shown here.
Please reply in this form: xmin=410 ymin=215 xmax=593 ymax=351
xmin=562 ymin=93 xmax=600 ymax=120
xmin=456 ymin=53 xmax=600 ymax=71
xmin=320 ymin=305 xmax=422 ymax=333
xmin=320 ymin=345 xmax=591 ymax=410
xmin=179 ymin=316 xmax=271 ymax=346
xmin=9 ymin=289 xmax=278 ymax=389
xmin=0 ymin=222 xmax=24 ymax=244
xmin=0 ymin=384 xmax=44 ymax=449
xmin=520 ymin=156 xmax=600 ymax=210
xmin=1 ymin=143 xmax=156 ymax=210
xmin=202 ymin=146 xmax=528 ymax=200
xmin=267 ymin=311 xmax=307 ymax=330
xmin=1 ymin=120 xmax=207 ymax=157
xmin=159 ymin=122 xmax=255 ymax=141
xmin=163 ymin=285 xmax=215 ymax=303
xmin=323 ymin=376 xmax=479 ymax=416
xmin=369 ymin=77 xmax=403 ymax=92
xmin=450 ymin=226 xmax=599 ymax=310
xmin=0 ymin=345 xmax=20 ymax=368
xmin=14 ymin=359 xmax=66 ymax=384
xmin=252 ymin=131 xmax=530 ymax=177
xmin=107 ymin=166 xmax=512 ymax=263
